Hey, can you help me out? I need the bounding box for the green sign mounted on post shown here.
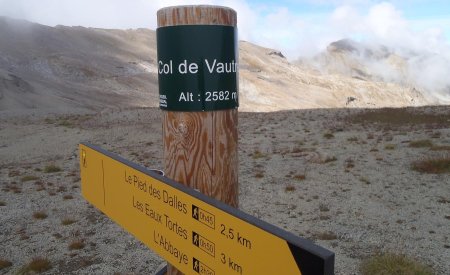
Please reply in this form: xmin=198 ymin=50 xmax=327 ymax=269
xmin=157 ymin=25 xmax=239 ymax=111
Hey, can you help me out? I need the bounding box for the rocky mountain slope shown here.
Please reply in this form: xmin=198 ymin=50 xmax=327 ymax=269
xmin=0 ymin=17 xmax=440 ymax=114
xmin=0 ymin=17 xmax=157 ymax=114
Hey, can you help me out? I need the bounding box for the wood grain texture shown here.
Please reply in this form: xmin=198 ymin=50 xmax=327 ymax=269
xmin=163 ymin=110 xmax=238 ymax=205
xmin=157 ymin=5 xmax=238 ymax=275
xmin=157 ymin=5 xmax=237 ymax=26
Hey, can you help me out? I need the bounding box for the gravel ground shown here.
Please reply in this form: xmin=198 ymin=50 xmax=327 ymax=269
xmin=1 ymin=106 xmax=449 ymax=274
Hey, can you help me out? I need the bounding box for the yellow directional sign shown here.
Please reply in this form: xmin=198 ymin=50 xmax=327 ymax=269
xmin=80 ymin=143 xmax=334 ymax=275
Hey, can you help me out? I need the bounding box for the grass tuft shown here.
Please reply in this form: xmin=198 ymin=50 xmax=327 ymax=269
xmin=0 ymin=259 xmax=12 ymax=270
xmin=430 ymin=145 xmax=450 ymax=151
xmin=252 ymin=150 xmax=268 ymax=159
xmin=61 ymin=218 xmax=76 ymax=225
xmin=324 ymin=156 xmax=337 ymax=163
xmin=8 ymin=170 xmax=20 ymax=177
xmin=437 ymin=197 xmax=450 ymax=204
xmin=323 ymin=132 xmax=334 ymax=139
xmin=0 ymin=201 xmax=5 ymax=206
xmin=68 ymin=240 xmax=85 ymax=250
xmin=21 ymin=175 xmax=39 ymax=182
xmin=57 ymin=119 xmax=74 ymax=128
xmin=291 ymin=147 xmax=303 ymax=153
xmin=33 ymin=211 xmax=48 ymax=220
xmin=409 ymin=139 xmax=433 ymax=148
xmin=313 ymin=231 xmax=337 ymax=240
xmin=254 ymin=172 xmax=264 ymax=178
xmin=319 ymin=204 xmax=330 ymax=212
xmin=285 ymin=185 xmax=296 ymax=192
xmin=360 ymin=253 xmax=433 ymax=275
xmin=384 ymin=144 xmax=396 ymax=150
xmin=44 ymin=165 xmax=62 ymax=173
xmin=412 ymin=155 xmax=450 ymax=174
xmin=63 ymin=194 xmax=74 ymax=200
xmin=348 ymin=108 xmax=450 ymax=127
xmin=293 ymin=174 xmax=306 ymax=181
xmin=20 ymin=258 xmax=52 ymax=273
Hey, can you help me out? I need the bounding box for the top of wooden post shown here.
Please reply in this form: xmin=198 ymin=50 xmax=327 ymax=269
xmin=157 ymin=5 xmax=237 ymax=27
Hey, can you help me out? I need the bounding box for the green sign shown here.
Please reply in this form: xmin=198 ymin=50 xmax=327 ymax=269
xmin=157 ymin=25 xmax=239 ymax=111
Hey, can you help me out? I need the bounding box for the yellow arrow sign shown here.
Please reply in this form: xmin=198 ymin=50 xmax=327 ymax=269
xmin=80 ymin=143 xmax=334 ymax=275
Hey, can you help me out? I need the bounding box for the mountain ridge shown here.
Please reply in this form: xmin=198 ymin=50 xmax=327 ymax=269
xmin=0 ymin=16 xmax=441 ymax=114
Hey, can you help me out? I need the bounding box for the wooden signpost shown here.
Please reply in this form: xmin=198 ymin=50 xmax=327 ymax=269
xmin=80 ymin=5 xmax=335 ymax=275
xmin=157 ymin=6 xmax=239 ymax=274
xmin=80 ymin=143 xmax=334 ymax=275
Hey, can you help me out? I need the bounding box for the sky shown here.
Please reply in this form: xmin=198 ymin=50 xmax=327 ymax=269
xmin=0 ymin=0 xmax=449 ymax=59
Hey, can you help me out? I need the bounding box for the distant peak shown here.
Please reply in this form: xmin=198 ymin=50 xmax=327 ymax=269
xmin=327 ymin=39 xmax=359 ymax=53
xmin=327 ymin=39 xmax=393 ymax=59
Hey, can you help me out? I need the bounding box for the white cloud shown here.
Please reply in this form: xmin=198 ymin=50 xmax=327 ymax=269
xmin=366 ymin=2 xmax=406 ymax=39
xmin=1 ymin=0 xmax=448 ymax=58
xmin=0 ymin=0 xmax=217 ymax=29
xmin=0 ymin=0 xmax=449 ymax=99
